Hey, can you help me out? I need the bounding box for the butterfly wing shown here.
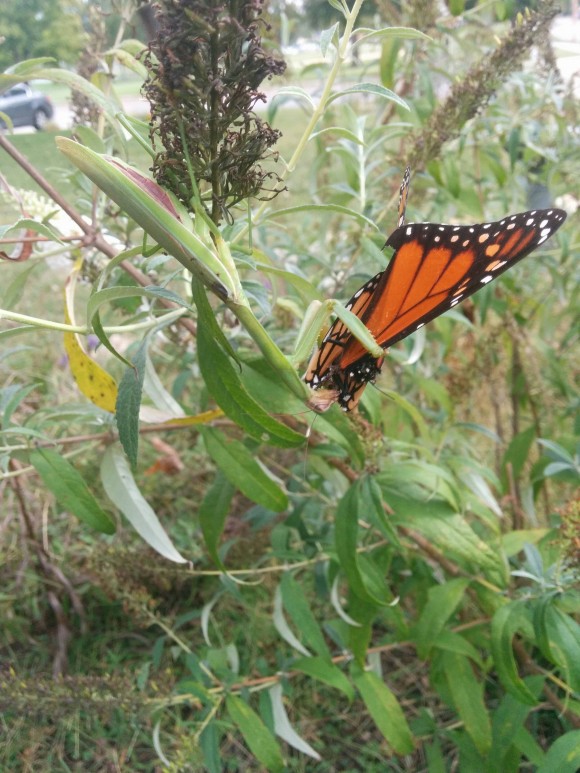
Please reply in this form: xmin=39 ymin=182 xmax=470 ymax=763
xmin=304 ymin=167 xmax=411 ymax=395
xmin=339 ymin=208 xmax=567 ymax=370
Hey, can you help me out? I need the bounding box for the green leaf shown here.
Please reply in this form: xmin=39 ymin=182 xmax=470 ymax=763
xmin=4 ymin=57 xmax=57 ymax=73
xmin=310 ymin=126 xmax=365 ymax=145
xmin=271 ymin=86 xmax=316 ymax=110
xmin=0 ymin=218 xmax=64 ymax=246
xmin=194 ymin=288 xmax=304 ymax=449
xmin=360 ymin=476 xmax=400 ymax=545
xmin=264 ymin=203 xmax=378 ymax=230
xmin=442 ymin=651 xmax=491 ymax=755
xmin=116 ymin=339 xmax=147 ymax=468
xmin=273 ymin=585 xmax=310 ymax=656
xmin=29 ymin=448 xmax=115 ymax=534
xmin=106 ymin=45 xmax=148 ymax=78
xmin=100 ymin=444 xmax=186 ymax=563
xmin=201 ymin=428 xmax=288 ymax=512
xmin=226 ymin=695 xmax=285 ymax=773
xmin=353 ymin=26 xmax=431 ymax=46
xmin=292 ymin=656 xmax=354 ymax=701
xmin=501 ymin=528 xmax=549 ymax=557
xmin=412 ymin=578 xmax=471 ymax=659
xmin=200 ymin=720 xmax=222 ymax=773
xmin=431 ymin=630 xmax=484 ymax=667
xmin=280 ymin=573 xmax=331 ymax=659
xmin=351 ymin=666 xmax=414 ymax=754
xmin=320 ymin=22 xmax=340 ymax=56
xmin=335 ymin=484 xmax=393 ymax=606
xmin=0 ymin=263 xmax=39 ymax=308
xmin=2 ymin=383 xmax=40 ymax=428
xmin=73 ymin=125 xmax=107 ymax=154
xmin=449 ymin=0 xmax=465 ymax=15
xmin=199 ymin=473 xmax=235 ymax=571
xmin=254 ymin=262 xmax=322 ymax=306
xmin=383 ymin=491 xmax=508 ymax=586
xmin=488 ymin=676 xmax=545 ymax=771
xmin=536 ymin=731 xmax=580 ymax=773
xmin=490 ymin=602 xmax=537 ymax=705
xmin=535 ymin=601 xmax=580 ymax=691
xmin=327 ymin=83 xmax=410 ymax=111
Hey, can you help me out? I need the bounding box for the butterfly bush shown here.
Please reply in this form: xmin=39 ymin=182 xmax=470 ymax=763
xmin=142 ymin=0 xmax=286 ymax=224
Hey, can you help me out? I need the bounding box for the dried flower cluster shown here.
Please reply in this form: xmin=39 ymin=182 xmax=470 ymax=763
xmin=143 ymin=0 xmax=286 ymax=223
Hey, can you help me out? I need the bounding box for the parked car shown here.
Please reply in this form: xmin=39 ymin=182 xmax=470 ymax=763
xmin=0 ymin=83 xmax=54 ymax=130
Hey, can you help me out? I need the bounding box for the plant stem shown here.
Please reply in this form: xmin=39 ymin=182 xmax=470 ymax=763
xmin=229 ymin=301 xmax=308 ymax=400
xmin=0 ymin=307 xmax=185 ymax=335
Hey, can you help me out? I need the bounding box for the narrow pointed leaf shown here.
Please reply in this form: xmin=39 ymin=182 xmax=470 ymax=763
xmin=264 ymin=204 xmax=377 ymax=230
xmin=442 ymin=651 xmax=491 ymax=754
xmin=202 ymin=428 xmax=288 ymax=512
xmin=199 ymin=473 xmax=235 ymax=571
xmin=273 ymin=586 xmax=311 ymax=656
xmin=226 ymin=695 xmax=285 ymax=773
xmin=116 ymin=339 xmax=147 ymax=467
xmin=327 ymin=83 xmax=410 ymax=110
xmin=352 ymin=26 xmax=431 ymax=46
xmin=491 ymin=602 xmax=537 ymax=704
xmin=351 ymin=666 xmax=414 ymax=754
xmin=536 ymin=731 xmax=580 ymax=773
xmin=196 ymin=317 xmax=304 ymax=449
xmin=29 ymin=448 xmax=115 ymax=534
xmin=292 ymin=656 xmax=354 ymax=701
xmin=336 ymin=484 xmax=392 ymax=606
xmin=100 ymin=444 xmax=186 ymax=563
xmin=269 ymin=683 xmax=321 ymax=760
xmin=412 ymin=578 xmax=470 ymax=659
xmin=280 ymin=573 xmax=331 ymax=659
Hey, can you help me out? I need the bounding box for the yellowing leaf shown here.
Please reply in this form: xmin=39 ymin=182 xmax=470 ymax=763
xmin=64 ymin=260 xmax=118 ymax=412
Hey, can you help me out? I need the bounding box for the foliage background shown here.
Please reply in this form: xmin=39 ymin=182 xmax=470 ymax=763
xmin=1 ymin=0 xmax=579 ymax=771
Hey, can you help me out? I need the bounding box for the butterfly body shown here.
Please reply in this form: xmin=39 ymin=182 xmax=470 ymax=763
xmin=305 ymin=192 xmax=567 ymax=411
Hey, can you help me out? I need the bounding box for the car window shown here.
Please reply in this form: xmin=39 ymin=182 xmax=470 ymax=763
xmin=5 ymin=87 xmax=26 ymax=97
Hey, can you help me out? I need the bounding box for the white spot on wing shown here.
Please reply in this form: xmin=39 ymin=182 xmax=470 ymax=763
xmin=481 ymin=275 xmax=493 ymax=284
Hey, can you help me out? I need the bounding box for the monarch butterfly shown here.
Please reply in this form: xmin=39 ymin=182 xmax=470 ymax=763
xmin=304 ymin=168 xmax=567 ymax=412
